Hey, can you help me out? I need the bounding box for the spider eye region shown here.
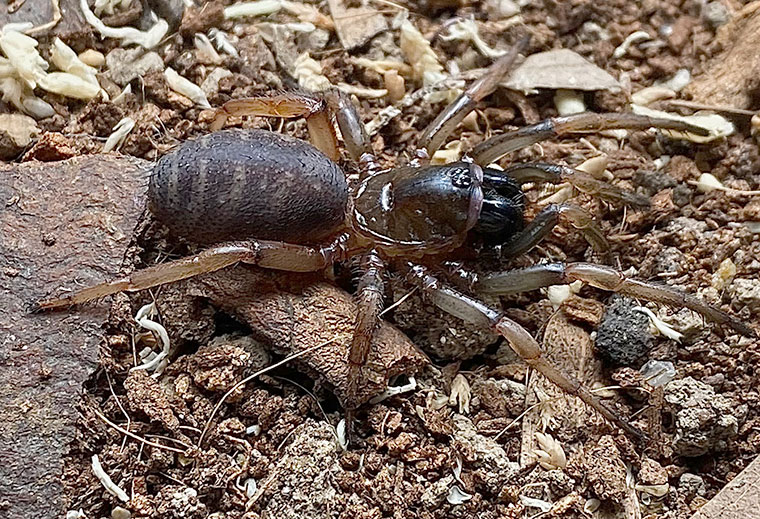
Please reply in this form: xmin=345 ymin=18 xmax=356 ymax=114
xmin=450 ymin=167 xmax=474 ymax=189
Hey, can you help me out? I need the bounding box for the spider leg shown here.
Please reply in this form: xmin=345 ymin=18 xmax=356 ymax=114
xmin=501 ymin=203 xmax=608 ymax=258
xmin=344 ymin=250 xmax=386 ymax=439
xmin=210 ymin=91 xmax=340 ymax=161
xmin=476 ymin=262 xmax=755 ymax=337
xmin=326 ymin=91 xmax=381 ymax=180
xmin=36 ymin=234 xmax=349 ymax=310
xmin=504 ymin=162 xmax=651 ymax=208
xmin=470 ymin=112 xmax=711 ymax=165
xmin=406 ymin=264 xmax=645 ymax=439
xmin=417 ymin=35 xmax=530 ymax=159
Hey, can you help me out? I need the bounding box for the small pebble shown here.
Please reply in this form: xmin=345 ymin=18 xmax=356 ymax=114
xmin=728 ymin=278 xmax=760 ymax=312
xmin=78 ymin=49 xmax=105 ymax=68
xmin=111 ymin=506 xmax=131 ymax=519
xmin=702 ymin=1 xmax=730 ymax=28
xmin=665 ymin=377 xmax=744 ymax=456
xmin=639 ymin=360 xmax=676 ymax=387
xmin=678 ymin=472 xmax=706 ymax=500
xmin=0 ymin=114 xmax=40 ymax=160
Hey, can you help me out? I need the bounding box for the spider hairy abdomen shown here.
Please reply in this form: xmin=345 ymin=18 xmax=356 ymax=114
xmin=149 ymin=129 xmax=349 ymax=245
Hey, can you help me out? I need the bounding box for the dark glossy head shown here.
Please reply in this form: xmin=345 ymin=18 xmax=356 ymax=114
xmin=474 ymin=167 xmax=525 ymax=243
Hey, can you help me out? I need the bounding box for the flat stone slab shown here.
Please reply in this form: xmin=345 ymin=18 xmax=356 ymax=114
xmin=0 ymin=155 xmax=150 ymax=519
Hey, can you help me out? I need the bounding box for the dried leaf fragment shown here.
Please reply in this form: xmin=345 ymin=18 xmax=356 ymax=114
xmin=447 ymin=485 xmax=473 ymax=504
xmin=448 ymin=373 xmax=471 ymax=414
xmin=38 ymin=72 xmax=101 ymax=99
xmin=440 ymin=17 xmax=505 ymax=58
xmin=91 ymin=455 xmax=129 ymax=502
xmin=351 ymin=57 xmax=412 ymax=76
xmin=505 ymin=49 xmax=621 ymax=94
xmin=612 ymin=30 xmax=651 ymax=58
xmin=631 ymin=85 xmax=676 ymax=106
xmin=632 ymin=306 xmax=683 ymax=343
xmin=223 ymin=0 xmax=281 ymax=19
xmin=80 ymin=0 xmax=169 ymax=48
xmin=327 ymin=0 xmax=387 ymax=50
xmin=282 ymin=1 xmax=334 ymax=30
xmin=293 ymin=52 xmax=331 ymax=91
xmin=431 ymin=140 xmax=462 ymax=165
xmin=164 ymin=67 xmax=211 ymax=108
xmin=0 ymin=28 xmax=47 ymax=88
xmin=103 ymin=117 xmax=136 ymax=153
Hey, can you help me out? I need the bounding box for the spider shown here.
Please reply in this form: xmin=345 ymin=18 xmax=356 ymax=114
xmin=37 ymin=40 xmax=754 ymax=440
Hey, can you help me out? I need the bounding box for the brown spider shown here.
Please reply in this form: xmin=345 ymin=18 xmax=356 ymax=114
xmin=37 ymin=40 xmax=754 ymax=440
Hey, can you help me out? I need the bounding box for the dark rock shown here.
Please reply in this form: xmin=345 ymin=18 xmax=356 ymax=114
xmin=146 ymin=0 xmax=185 ymax=30
xmin=595 ymin=295 xmax=653 ymax=366
xmin=634 ymin=169 xmax=677 ymax=194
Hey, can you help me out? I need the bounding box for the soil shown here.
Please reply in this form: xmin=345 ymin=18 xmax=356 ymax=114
xmin=3 ymin=0 xmax=760 ymax=518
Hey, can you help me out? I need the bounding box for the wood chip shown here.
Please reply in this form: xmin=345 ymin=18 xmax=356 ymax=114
xmin=327 ymin=0 xmax=387 ymax=51
xmin=187 ymin=266 xmax=429 ymax=408
xmin=504 ymin=49 xmax=621 ymax=94
xmin=691 ymin=455 xmax=760 ymax=519
xmin=684 ymin=2 xmax=760 ymax=109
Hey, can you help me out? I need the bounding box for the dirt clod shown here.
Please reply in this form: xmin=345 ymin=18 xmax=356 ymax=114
xmin=586 ymin=435 xmax=627 ymax=503
xmin=124 ymin=370 xmax=181 ymax=432
xmin=664 ymin=377 xmax=745 ymax=457
xmin=187 ymin=334 xmax=269 ymax=393
xmin=155 ymin=486 xmax=206 ymax=519
xmin=639 ymin=456 xmax=668 ymax=485
xmin=452 ymin=415 xmax=519 ymax=495
xmin=256 ymin=420 xmax=341 ymax=518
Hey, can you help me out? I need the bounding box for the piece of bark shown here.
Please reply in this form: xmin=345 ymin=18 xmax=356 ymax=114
xmin=519 ymin=310 xmax=605 ymax=467
xmin=187 ymin=265 xmax=429 ymax=407
xmin=691 ymin=455 xmax=760 ymax=519
xmin=0 ymin=155 xmax=151 ymax=519
xmin=684 ymin=2 xmax=760 ymax=109
xmin=327 ymin=0 xmax=388 ymax=51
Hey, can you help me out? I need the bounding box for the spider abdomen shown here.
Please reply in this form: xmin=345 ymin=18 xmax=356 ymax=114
xmin=148 ymin=129 xmax=349 ymax=245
